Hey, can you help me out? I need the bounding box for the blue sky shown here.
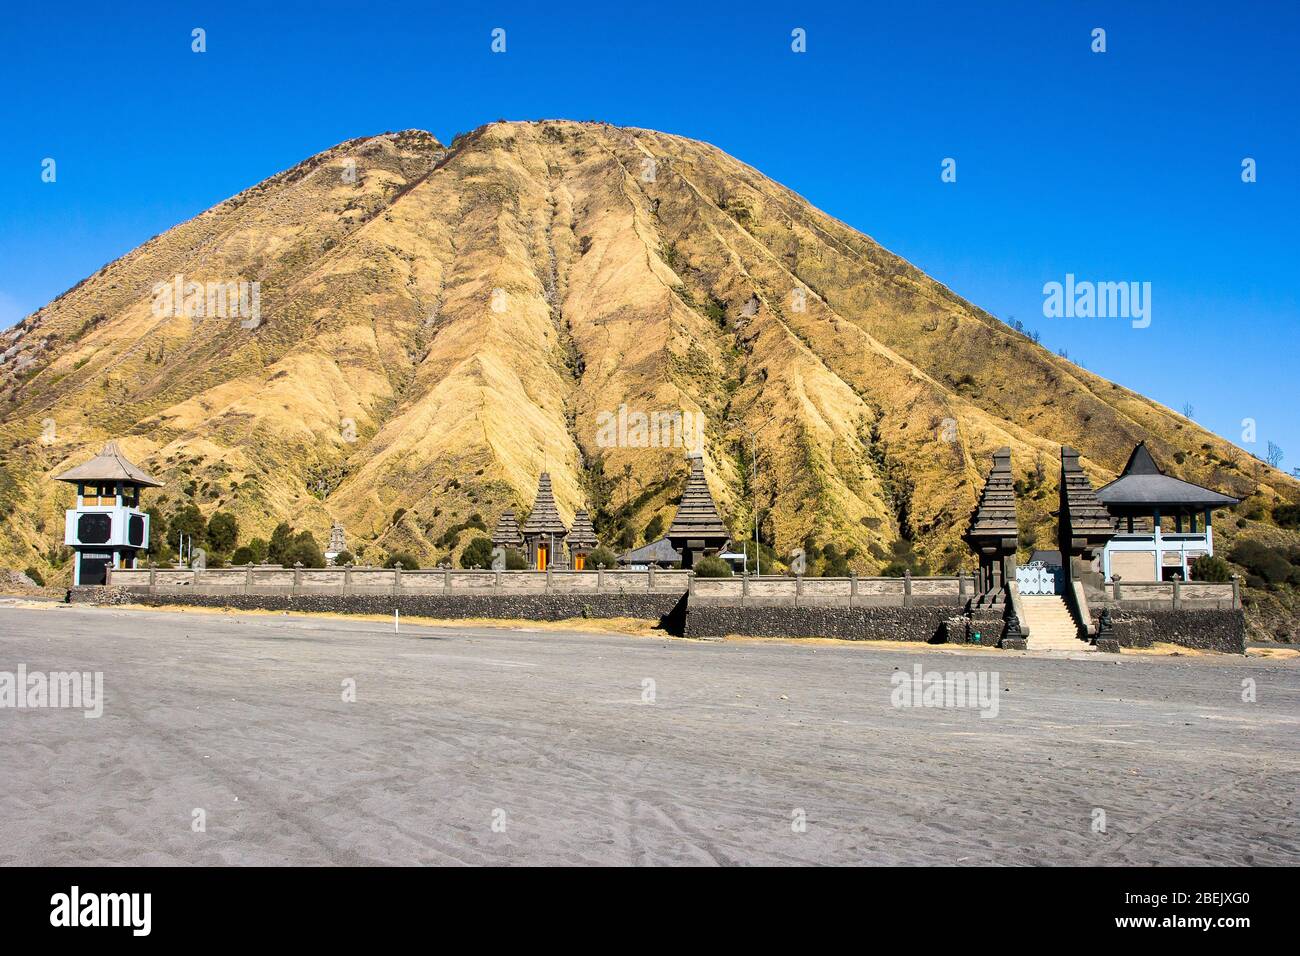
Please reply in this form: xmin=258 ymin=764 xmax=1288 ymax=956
xmin=2 ymin=1 xmax=1296 ymax=467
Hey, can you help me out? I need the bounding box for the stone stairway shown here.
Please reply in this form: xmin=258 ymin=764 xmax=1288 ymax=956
xmin=1019 ymin=595 xmax=1095 ymax=652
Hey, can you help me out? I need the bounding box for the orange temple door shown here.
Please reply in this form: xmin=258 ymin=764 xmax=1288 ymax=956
xmin=537 ymin=544 xmax=548 ymax=571
xmin=574 ymin=553 xmax=585 ymax=570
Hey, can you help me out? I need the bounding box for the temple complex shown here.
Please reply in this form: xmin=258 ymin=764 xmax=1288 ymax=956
xmin=665 ymin=453 xmax=730 ymax=569
xmin=519 ymin=472 xmax=568 ymax=570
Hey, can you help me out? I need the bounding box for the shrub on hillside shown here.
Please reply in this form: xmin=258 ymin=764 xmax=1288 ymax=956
xmin=1190 ymin=554 xmax=1231 ymax=583
xmin=24 ymin=566 xmax=45 ymax=587
xmin=692 ymin=556 xmax=733 ymax=577
xmin=1273 ymin=503 xmax=1300 ymax=528
xmin=460 ymin=536 xmax=494 ymax=569
xmin=384 ymin=551 xmax=420 ymax=570
xmin=587 ymin=546 xmax=618 ymax=569
xmin=1229 ymin=540 xmax=1296 ymax=588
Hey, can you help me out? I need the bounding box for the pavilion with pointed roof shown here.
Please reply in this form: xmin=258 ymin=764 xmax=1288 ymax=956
xmin=566 ymin=508 xmax=600 ymax=570
xmin=666 ymin=453 xmax=729 ymax=569
xmin=519 ymin=472 xmax=568 ymax=570
xmin=1096 ymin=442 xmax=1240 ymax=582
xmin=54 ymin=440 xmax=163 ymax=585
xmin=963 ymin=447 xmax=1018 ymax=601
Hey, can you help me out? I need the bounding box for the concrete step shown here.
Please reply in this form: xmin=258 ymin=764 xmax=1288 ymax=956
xmin=1018 ymin=594 xmax=1093 ymax=651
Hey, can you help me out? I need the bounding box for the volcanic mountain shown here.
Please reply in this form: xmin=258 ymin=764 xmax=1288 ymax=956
xmin=1 ymin=120 xmax=1295 ymax=590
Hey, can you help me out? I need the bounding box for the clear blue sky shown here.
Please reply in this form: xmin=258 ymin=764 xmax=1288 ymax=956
xmin=2 ymin=1 xmax=1296 ymax=467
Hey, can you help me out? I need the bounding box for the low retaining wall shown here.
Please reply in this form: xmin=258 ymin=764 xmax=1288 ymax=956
xmin=69 ymin=576 xmax=1248 ymax=654
xmin=683 ymin=604 xmax=957 ymax=642
xmin=1093 ymin=604 xmax=1246 ymax=654
xmin=71 ymin=586 xmax=688 ymax=630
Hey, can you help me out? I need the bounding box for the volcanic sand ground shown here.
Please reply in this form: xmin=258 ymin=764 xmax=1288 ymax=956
xmin=0 ymin=603 xmax=1296 ymax=866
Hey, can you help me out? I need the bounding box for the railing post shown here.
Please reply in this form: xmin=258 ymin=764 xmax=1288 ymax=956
xmin=546 ymin=565 xmax=553 ymax=593
xmin=150 ymin=567 xmax=158 ymax=595
xmin=393 ymin=561 xmax=402 ymax=596
xmin=292 ymin=561 xmax=302 ymax=596
xmin=244 ymin=564 xmax=253 ymax=595
xmin=343 ymin=564 xmax=352 ymax=597
xmin=958 ymin=572 xmax=967 ymax=598
xmin=903 ymin=570 xmax=913 ymax=608
xmin=795 ymin=573 xmax=803 ymax=607
xmin=1230 ymin=574 xmax=1240 ymax=610
xmin=688 ymin=570 xmax=696 ymax=598
xmin=1171 ymin=574 xmax=1181 ymax=611
xmin=742 ymin=571 xmax=750 ymax=607
xmin=647 ymin=564 xmax=656 ymax=590
xmin=1112 ymin=574 xmax=1123 ymax=601
xmin=597 ymin=564 xmax=606 ymax=591
xmin=495 ymin=568 xmax=502 ymax=592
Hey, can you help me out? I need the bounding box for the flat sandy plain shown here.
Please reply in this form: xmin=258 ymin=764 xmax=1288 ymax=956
xmin=1 ymin=602 xmax=1296 ymax=866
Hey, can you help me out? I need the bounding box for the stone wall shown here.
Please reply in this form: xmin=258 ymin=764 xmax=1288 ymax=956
xmin=683 ymin=603 xmax=956 ymax=642
xmin=1092 ymin=604 xmax=1246 ymax=654
xmin=71 ymin=586 xmax=688 ymax=631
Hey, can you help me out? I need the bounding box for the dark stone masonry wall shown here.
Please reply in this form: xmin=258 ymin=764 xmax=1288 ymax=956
xmin=683 ymin=603 xmax=955 ymax=642
xmin=69 ymin=587 xmax=1248 ymax=654
xmin=71 ymin=586 xmax=688 ymax=631
xmin=1093 ymin=605 xmax=1246 ymax=655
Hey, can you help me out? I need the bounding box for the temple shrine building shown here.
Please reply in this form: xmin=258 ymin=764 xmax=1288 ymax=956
xmin=54 ymin=441 xmax=162 ymax=586
xmin=1096 ymin=442 xmax=1240 ymax=582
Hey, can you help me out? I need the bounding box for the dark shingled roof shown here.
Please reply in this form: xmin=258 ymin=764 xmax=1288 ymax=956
xmin=965 ymin=447 xmax=1017 ymax=543
xmin=54 ymin=440 xmax=163 ymax=487
xmin=490 ymin=509 xmax=523 ymax=547
xmin=519 ymin=472 xmax=568 ymax=537
xmin=567 ymin=508 xmax=599 ymax=550
xmin=617 ymin=537 xmax=681 ymax=565
xmin=1097 ymin=442 xmax=1241 ymax=509
xmin=667 ymin=455 xmax=729 ymax=541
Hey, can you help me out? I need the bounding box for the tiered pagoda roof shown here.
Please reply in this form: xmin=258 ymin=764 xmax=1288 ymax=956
xmin=519 ymin=472 xmax=568 ymax=538
xmin=667 ymin=454 xmax=729 ymax=542
xmin=964 ymin=446 xmax=1017 ymax=545
xmin=491 ymin=509 xmax=524 ymax=548
xmin=54 ymin=440 xmax=163 ymax=487
xmin=1059 ymin=446 xmax=1117 ymax=540
xmin=567 ymin=508 xmax=599 ymax=550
